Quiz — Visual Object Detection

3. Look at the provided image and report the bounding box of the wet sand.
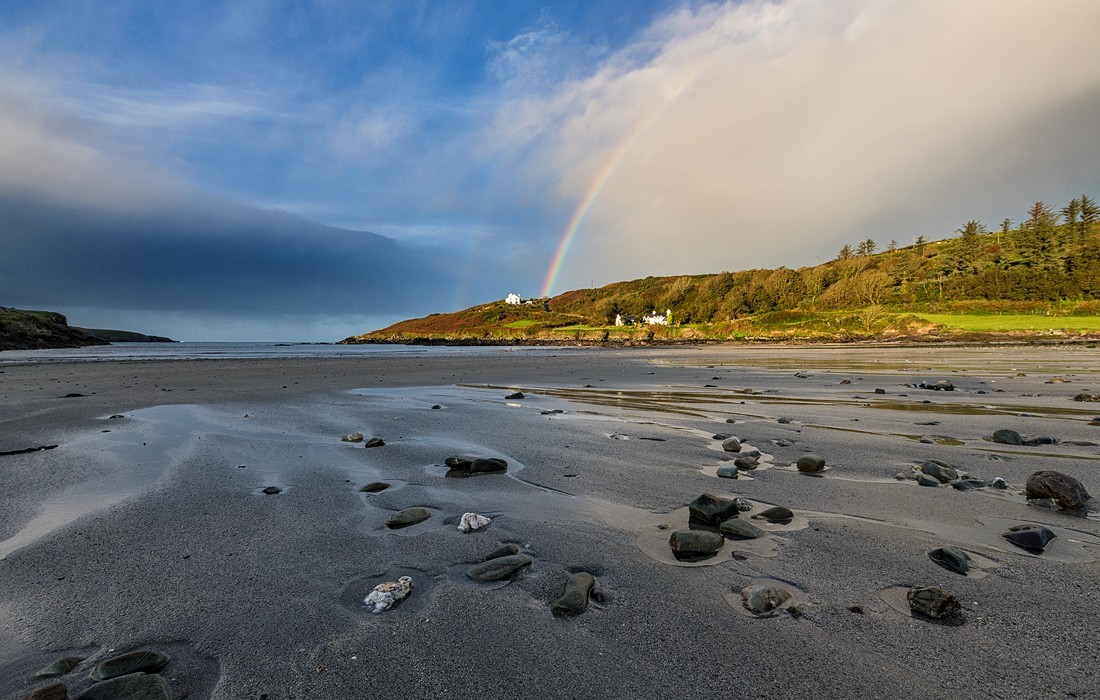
[1,344,1099,699]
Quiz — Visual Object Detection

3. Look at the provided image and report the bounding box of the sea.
[0,342,558,363]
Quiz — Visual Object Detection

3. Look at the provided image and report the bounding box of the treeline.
[549,195,1100,324]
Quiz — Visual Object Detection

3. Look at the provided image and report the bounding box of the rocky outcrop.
[0,306,107,351]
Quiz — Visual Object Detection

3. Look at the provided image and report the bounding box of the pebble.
[752,506,793,524]
[363,576,413,613]
[917,474,941,487]
[359,482,390,493]
[734,455,759,470]
[668,530,724,556]
[992,429,1023,445]
[35,656,83,679]
[505,392,525,400]
[1073,393,1100,402]
[551,572,596,616]
[444,455,508,475]
[715,465,739,479]
[458,512,491,533]
[386,507,432,529]
[467,554,533,581]
[928,547,971,575]
[907,586,961,620]
[341,432,364,442]
[921,460,959,483]
[721,437,741,453]
[719,518,764,539]
[483,543,520,561]
[1001,524,1056,551]
[874,388,886,394]
[1025,470,1090,510]
[712,433,732,440]
[261,486,282,495]
[364,437,385,448]
[90,651,169,681]
[915,380,954,391]
[688,493,741,525]
[741,585,791,615]
[796,454,825,473]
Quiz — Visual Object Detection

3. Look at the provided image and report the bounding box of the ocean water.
[0,341,550,363]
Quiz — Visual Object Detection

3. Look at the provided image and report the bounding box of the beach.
[1,344,1098,699]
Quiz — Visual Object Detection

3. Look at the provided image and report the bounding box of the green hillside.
[0,307,107,351]
[344,196,1100,344]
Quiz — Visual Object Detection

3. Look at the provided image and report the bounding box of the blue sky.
[2,1,1099,340]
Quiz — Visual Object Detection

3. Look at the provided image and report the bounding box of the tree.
[956,220,986,239]
[915,235,926,246]
[1062,198,1080,227]
[1081,194,1099,227]
[856,239,877,256]
[1024,200,1057,232]
[837,244,854,261]
[887,239,898,252]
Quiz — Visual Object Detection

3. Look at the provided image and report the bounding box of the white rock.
[458,512,491,533]
[363,576,413,613]
[341,432,364,442]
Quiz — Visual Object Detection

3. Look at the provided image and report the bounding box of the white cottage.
[505,293,522,305]
[643,309,671,326]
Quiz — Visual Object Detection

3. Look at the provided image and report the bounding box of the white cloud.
[481,0,1100,292]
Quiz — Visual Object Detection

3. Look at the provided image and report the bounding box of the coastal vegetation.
[0,307,174,351]
[346,195,1100,344]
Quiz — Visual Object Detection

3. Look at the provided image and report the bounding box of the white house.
[643,309,671,326]
[505,293,522,305]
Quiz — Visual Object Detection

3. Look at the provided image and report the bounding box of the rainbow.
[539,67,707,299]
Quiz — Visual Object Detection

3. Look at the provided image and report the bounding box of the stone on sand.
[23,683,67,700]
[796,454,825,473]
[752,506,793,524]
[1025,471,1090,510]
[363,576,413,613]
[386,507,431,529]
[688,493,741,525]
[90,651,169,681]
[721,437,741,453]
[928,547,971,575]
[341,432,364,442]
[719,518,764,539]
[715,465,739,479]
[668,530,724,556]
[35,656,83,679]
[992,429,1023,445]
[921,460,959,483]
[741,585,791,615]
[1001,524,1056,551]
[483,543,520,561]
[907,586,960,620]
[467,554,533,581]
[458,512,491,533]
[359,482,389,493]
[77,673,172,700]
[551,572,596,616]
[364,437,385,448]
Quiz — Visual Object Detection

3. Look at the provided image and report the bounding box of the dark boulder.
[1025,471,1090,510]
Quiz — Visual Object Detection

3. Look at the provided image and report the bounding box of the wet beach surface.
[1,344,1098,699]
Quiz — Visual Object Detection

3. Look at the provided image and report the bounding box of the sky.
[1,1,1099,341]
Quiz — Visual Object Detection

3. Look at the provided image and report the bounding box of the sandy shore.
[1,345,1099,699]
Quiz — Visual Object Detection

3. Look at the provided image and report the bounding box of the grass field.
[913,314,1100,331]
[502,320,537,329]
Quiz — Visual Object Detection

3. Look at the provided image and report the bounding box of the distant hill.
[343,196,1100,344]
[0,307,107,351]
[74,328,176,343]
[0,307,176,351]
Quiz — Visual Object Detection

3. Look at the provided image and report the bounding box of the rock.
[907,586,961,619]
[458,512,491,533]
[363,576,413,613]
[505,392,525,400]
[35,656,83,679]
[874,388,886,394]
[839,379,851,384]
[917,474,941,487]
[928,547,971,575]
[715,465,739,479]
[992,429,1023,445]
[551,572,596,616]
[951,479,984,491]
[734,498,753,512]
[444,455,479,468]
[359,482,389,493]
[23,683,67,700]
[719,518,764,539]
[467,554,533,581]
[796,454,825,473]
[1047,376,1069,383]
[341,432,364,442]
[386,507,432,529]
[77,673,172,700]
[921,460,959,483]
[364,437,385,448]
[733,455,759,470]
[777,417,793,424]
[917,380,954,391]
[752,506,793,524]
[90,651,169,681]
[1022,436,1057,446]
[793,372,809,379]
[721,437,741,453]
[712,433,731,440]
[773,439,793,447]
[987,477,1007,489]
[483,543,520,561]
[741,585,791,615]
[444,455,508,475]
[261,486,282,495]
[688,493,741,525]
[668,530,724,556]
[1073,393,1100,402]
[431,404,442,409]
[1025,471,1090,510]
[1001,524,1056,551]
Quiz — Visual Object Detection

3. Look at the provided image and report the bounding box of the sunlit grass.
[914,314,1100,331]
